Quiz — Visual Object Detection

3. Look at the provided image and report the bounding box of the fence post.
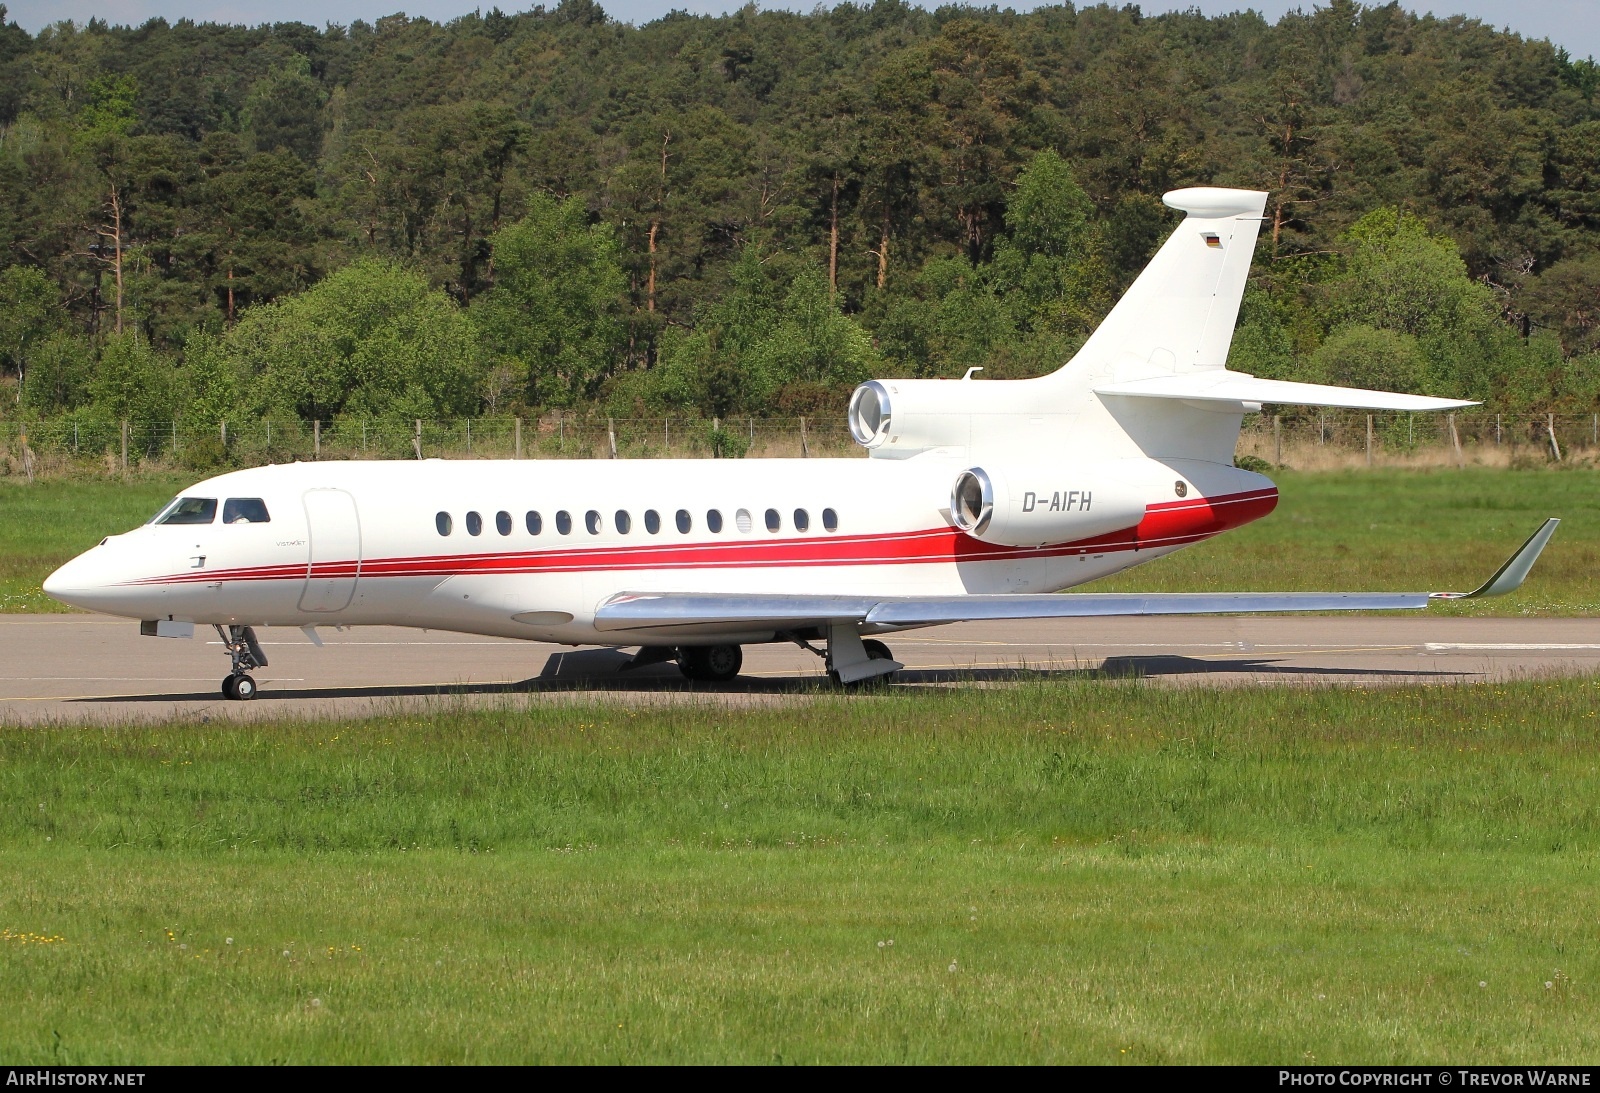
[414,419,422,460]
[220,421,226,449]
[172,419,178,459]
[1495,414,1502,446]
[558,415,564,452]
[608,417,618,459]
[514,417,523,459]
[1548,412,1562,462]
[664,419,669,450]
[313,419,321,460]
[466,420,472,455]
[1365,414,1373,467]
[73,422,78,455]
[1448,413,1463,467]
[1593,413,1597,449]
[120,419,128,470]
[800,416,810,458]
[713,417,720,459]
[1273,414,1281,464]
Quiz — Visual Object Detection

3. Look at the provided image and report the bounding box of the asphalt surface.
[1,613,1597,724]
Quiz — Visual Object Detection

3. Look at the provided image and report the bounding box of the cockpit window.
[156,497,217,525]
[222,498,270,524]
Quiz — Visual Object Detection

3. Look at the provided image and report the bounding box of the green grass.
[0,476,187,612]
[4,681,1599,1063]
[1,465,1593,614]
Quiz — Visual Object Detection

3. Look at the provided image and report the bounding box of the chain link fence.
[2,410,1596,478]
[0,414,862,477]
[1237,410,1599,469]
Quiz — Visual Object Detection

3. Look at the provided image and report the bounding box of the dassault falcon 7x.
[44,187,1558,699]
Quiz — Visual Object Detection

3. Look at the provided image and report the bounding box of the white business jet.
[44,187,1558,699]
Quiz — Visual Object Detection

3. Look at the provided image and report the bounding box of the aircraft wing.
[594,519,1557,633]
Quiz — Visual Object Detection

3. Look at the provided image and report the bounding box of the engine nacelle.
[848,378,1022,457]
[950,465,1148,547]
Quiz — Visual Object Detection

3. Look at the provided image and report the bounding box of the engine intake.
[950,465,1147,547]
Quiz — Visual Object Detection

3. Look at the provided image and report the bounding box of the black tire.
[677,644,743,682]
[862,639,893,661]
[221,674,239,700]
[233,674,258,701]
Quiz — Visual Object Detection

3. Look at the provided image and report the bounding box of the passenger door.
[300,489,361,612]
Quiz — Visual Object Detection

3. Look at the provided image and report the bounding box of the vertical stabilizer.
[1057,187,1267,385]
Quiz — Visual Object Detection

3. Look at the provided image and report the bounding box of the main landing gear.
[786,628,902,686]
[676,643,743,682]
[215,624,268,701]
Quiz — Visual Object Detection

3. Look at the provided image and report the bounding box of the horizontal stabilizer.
[595,521,1554,631]
[1095,370,1478,412]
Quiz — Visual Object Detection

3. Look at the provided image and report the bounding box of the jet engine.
[848,378,1022,457]
[950,465,1147,548]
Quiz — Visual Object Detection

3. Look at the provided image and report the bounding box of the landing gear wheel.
[862,639,893,662]
[222,674,257,701]
[677,644,743,682]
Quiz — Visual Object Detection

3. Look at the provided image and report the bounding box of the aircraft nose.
[42,551,109,611]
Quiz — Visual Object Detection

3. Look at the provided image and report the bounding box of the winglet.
[1430,519,1560,600]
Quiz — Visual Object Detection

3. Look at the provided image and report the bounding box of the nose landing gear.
[215,624,268,701]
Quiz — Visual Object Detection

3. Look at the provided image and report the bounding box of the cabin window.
[436,512,453,536]
[707,509,724,533]
[158,497,217,525]
[823,508,839,532]
[644,509,661,534]
[222,498,270,524]
[735,508,753,533]
[675,509,692,534]
[526,511,542,535]
[586,510,602,534]
[765,508,781,533]
[615,510,632,534]
[793,508,809,532]
[466,511,483,536]
[495,510,512,536]
[556,510,573,535]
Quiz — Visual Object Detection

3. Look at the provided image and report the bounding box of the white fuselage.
[42,453,1277,647]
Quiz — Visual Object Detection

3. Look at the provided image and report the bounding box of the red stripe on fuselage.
[128,486,1278,587]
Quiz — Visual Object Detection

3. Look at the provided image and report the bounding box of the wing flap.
[1095,370,1478,412]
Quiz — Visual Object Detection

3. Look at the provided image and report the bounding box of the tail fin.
[1057,187,1267,384]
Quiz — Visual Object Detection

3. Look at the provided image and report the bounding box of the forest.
[3,0,1600,441]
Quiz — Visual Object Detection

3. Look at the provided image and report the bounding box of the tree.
[1520,253,1600,354]
[1305,324,1426,393]
[91,333,176,432]
[228,259,481,420]
[0,266,59,403]
[180,329,237,425]
[244,54,325,164]
[472,194,626,408]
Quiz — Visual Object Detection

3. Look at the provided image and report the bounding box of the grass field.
[3,681,1599,1063]
[0,465,1595,615]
